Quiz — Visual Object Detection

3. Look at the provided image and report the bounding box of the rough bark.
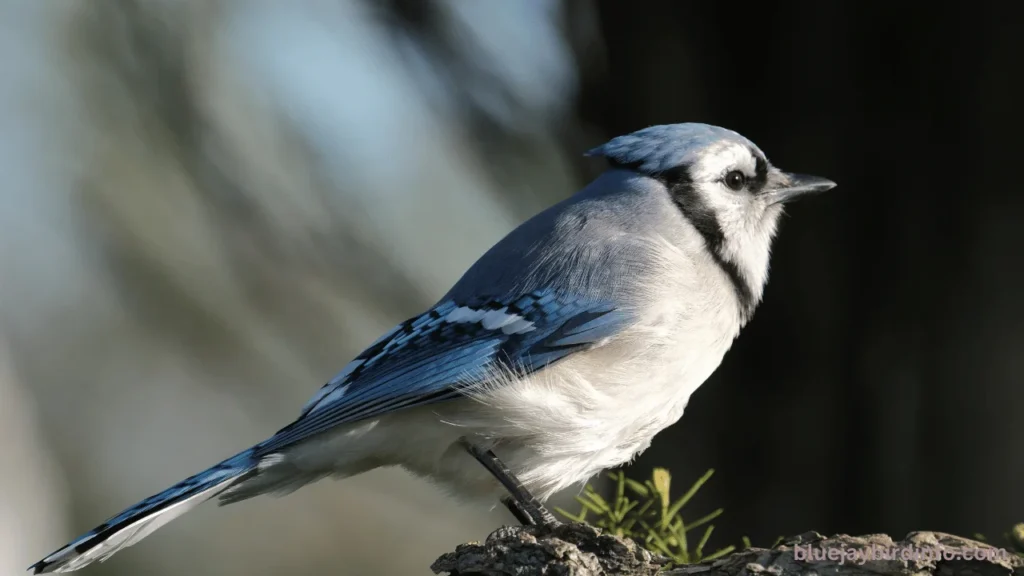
[431,523,1023,576]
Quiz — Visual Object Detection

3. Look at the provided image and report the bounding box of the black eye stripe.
[749,146,769,193]
[606,159,756,319]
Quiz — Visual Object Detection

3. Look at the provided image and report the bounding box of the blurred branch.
[431,526,1024,576]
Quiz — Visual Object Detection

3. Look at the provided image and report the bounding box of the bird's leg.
[501,496,537,526]
[458,437,560,527]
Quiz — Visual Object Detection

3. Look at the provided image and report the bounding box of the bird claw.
[502,496,561,529]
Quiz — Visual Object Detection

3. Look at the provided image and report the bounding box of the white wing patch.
[301,304,537,418]
[444,306,487,323]
[299,360,363,416]
[257,453,286,471]
[445,306,535,335]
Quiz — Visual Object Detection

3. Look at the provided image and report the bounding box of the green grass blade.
[670,515,689,554]
[553,506,586,523]
[665,469,715,521]
[584,490,612,513]
[684,508,724,533]
[701,545,736,562]
[576,497,609,516]
[695,525,715,558]
[625,477,650,497]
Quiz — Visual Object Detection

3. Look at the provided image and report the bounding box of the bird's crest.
[586,123,765,176]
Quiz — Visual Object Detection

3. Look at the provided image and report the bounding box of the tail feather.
[29,450,257,574]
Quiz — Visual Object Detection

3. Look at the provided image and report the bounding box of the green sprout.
[554,466,1023,569]
[554,467,746,567]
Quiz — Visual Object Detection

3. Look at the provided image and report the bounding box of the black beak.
[765,173,837,205]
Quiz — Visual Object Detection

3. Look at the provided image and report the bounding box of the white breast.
[428,231,745,501]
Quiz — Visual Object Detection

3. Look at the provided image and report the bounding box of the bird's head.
[588,123,836,317]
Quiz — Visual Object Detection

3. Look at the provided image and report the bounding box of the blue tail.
[29,449,258,574]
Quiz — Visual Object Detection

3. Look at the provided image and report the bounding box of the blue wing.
[254,288,632,456]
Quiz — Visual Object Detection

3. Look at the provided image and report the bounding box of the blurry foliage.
[1012,524,1024,557]
[555,468,746,566]
[973,523,1024,558]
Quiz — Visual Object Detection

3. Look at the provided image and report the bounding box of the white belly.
[429,309,740,501]
[270,309,740,507]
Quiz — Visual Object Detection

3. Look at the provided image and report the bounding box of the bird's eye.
[724,170,747,191]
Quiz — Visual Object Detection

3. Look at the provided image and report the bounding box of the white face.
[686,141,786,299]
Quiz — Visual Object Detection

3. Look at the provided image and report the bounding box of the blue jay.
[30,123,836,573]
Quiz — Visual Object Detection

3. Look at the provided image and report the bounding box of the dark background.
[567,1,1023,547]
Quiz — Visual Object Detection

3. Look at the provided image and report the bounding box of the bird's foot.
[459,437,561,530]
[501,495,561,529]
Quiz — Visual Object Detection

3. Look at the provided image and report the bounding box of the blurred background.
[1,1,1021,575]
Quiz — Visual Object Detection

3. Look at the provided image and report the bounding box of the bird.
[29,122,836,573]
